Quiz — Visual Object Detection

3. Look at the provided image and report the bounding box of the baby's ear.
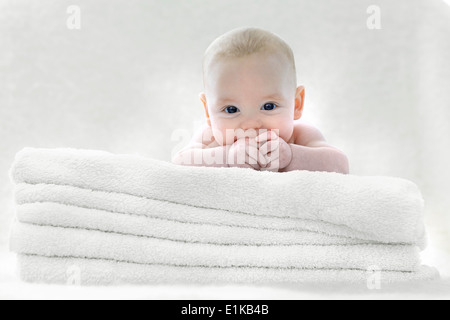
[199,92,207,107]
[294,86,305,120]
[199,92,211,127]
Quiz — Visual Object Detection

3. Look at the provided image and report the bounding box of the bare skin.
[174,121,349,173]
[173,51,349,173]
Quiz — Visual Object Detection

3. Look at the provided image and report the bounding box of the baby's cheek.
[282,122,295,141]
[272,127,292,142]
[226,129,237,145]
[266,119,293,140]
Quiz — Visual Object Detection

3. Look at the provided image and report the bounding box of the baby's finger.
[247,145,267,167]
[257,148,268,167]
[264,150,280,164]
[259,140,280,156]
[228,149,257,170]
[247,158,261,170]
[260,160,279,172]
[246,139,267,167]
[238,163,257,170]
[246,145,259,164]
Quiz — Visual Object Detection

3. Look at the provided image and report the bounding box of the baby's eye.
[224,106,239,114]
[261,103,277,111]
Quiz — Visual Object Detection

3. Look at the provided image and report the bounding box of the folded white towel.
[9,147,438,285]
[10,147,426,245]
[17,254,440,286]
[16,201,370,246]
[10,222,421,272]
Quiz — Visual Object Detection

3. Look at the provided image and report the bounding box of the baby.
[172,27,349,174]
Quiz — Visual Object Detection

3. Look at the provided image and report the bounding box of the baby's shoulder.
[191,124,219,148]
[292,120,328,147]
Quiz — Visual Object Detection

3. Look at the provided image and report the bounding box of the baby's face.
[201,52,302,145]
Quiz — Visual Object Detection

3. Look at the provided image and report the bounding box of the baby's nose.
[240,118,262,131]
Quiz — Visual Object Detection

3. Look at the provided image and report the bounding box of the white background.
[0,0,449,298]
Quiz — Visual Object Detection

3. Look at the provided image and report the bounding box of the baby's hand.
[255,131,293,172]
[227,137,268,170]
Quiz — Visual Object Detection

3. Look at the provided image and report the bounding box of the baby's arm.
[257,123,349,174]
[172,145,230,168]
[172,125,229,168]
[282,123,349,174]
[281,144,349,173]
[172,126,267,170]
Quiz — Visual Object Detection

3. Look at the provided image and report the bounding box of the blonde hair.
[202,27,297,89]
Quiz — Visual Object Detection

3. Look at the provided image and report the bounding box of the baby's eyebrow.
[262,93,285,100]
[217,94,284,104]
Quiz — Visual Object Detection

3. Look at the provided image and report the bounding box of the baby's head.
[199,27,305,145]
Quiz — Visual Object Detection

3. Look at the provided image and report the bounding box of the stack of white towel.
[8,148,439,285]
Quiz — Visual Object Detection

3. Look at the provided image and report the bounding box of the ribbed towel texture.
[8,147,439,285]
